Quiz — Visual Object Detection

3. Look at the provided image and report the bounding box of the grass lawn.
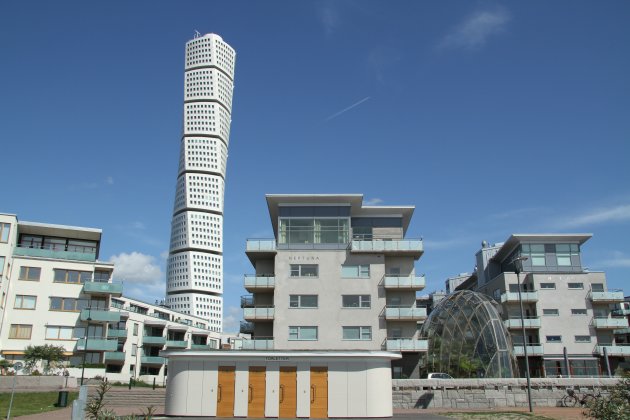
[0,391,78,417]
[444,412,554,420]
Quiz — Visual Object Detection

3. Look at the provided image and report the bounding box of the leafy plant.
[584,374,630,420]
[85,380,114,420]
[24,344,66,374]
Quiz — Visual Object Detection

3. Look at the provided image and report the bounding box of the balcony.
[83,281,123,297]
[382,275,426,290]
[240,321,254,334]
[589,290,625,303]
[612,308,630,316]
[593,344,630,356]
[143,336,166,345]
[350,239,423,258]
[80,309,121,323]
[104,351,126,363]
[241,338,274,350]
[384,306,427,321]
[13,244,97,262]
[141,356,166,365]
[191,344,212,350]
[500,291,538,303]
[166,340,188,349]
[76,338,118,352]
[244,275,275,292]
[107,328,128,339]
[503,317,541,329]
[614,327,630,335]
[243,307,275,321]
[384,338,428,352]
[245,239,276,263]
[513,345,544,356]
[592,317,630,329]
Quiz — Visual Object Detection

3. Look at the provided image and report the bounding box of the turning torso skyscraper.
[166,33,235,332]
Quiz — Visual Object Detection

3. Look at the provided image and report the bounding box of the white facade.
[0,213,221,382]
[164,351,399,418]
[166,33,236,332]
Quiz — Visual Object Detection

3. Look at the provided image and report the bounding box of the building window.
[342,295,371,308]
[546,335,562,343]
[522,244,546,266]
[543,309,559,316]
[342,326,372,340]
[289,264,318,277]
[493,289,501,300]
[93,271,111,282]
[288,326,318,341]
[0,223,10,243]
[571,309,587,316]
[14,295,36,310]
[591,283,604,292]
[19,266,41,281]
[53,269,92,284]
[45,326,74,340]
[574,335,591,343]
[289,295,318,308]
[0,256,5,279]
[341,264,370,278]
[133,323,139,336]
[50,297,89,311]
[568,283,584,290]
[540,283,556,289]
[9,324,32,339]
[278,217,350,245]
[131,344,138,357]
[556,244,578,266]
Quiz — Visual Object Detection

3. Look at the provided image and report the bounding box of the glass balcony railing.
[166,340,188,348]
[589,290,625,302]
[243,307,275,320]
[500,291,538,303]
[592,317,630,329]
[241,338,274,350]
[384,338,428,352]
[503,317,541,329]
[614,327,630,335]
[351,239,423,254]
[244,275,275,290]
[13,244,97,262]
[385,306,427,320]
[246,239,276,252]
[143,336,166,345]
[104,351,126,362]
[76,338,118,352]
[593,344,630,356]
[80,309,121,323]
[513,344,544,356]
[190,344,212,350]
[382,275,426,290]
[141,356,166,365]
[107,328,128,339]
[83,282,123,296]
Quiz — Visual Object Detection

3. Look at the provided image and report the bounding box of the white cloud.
[439,8,510,50]
[319,5,340,36]
[595,251,630,268]
[364,198,383,206]
[110,251,163,284]
[559,204,630,228]
[223,306,241,333]
[106,176,114,185]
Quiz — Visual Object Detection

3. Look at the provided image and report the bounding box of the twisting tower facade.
[166,33,235,332]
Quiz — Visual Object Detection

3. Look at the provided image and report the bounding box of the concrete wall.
[0,375,77,390]
[392,378,620,409]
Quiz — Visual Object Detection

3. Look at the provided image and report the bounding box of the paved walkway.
[396,406,588,419]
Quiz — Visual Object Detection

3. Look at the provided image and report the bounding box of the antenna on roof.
[194,30,201,38]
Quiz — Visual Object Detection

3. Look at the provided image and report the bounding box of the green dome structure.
[420,290,518,378]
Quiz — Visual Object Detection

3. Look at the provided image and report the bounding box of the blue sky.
[1,1,629,331]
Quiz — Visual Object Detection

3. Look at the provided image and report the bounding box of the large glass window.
[0,223,10,243]
[288,326,318,340]
[289,295,318,308]
[19,266,41,281]
[568,282,584,290]
[555,244,578,266]
[46,326,74,340]
[342,326,372,340]
[546,335,562,343]
[53,269,92,284]
[543,309,559,316]
[571,309,587,316]
[290,264,318,277]
[50,297,89,311]
[342,295,371,308]
[540,283,556,289]
[278,218,349,245]
[9,324,32,339]
[341,264,370,278]
[14,295,36,309]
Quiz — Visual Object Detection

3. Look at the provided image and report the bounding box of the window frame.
[341,264,370,278]
[540,283,556,290]
[19,266,41,281]
[0,223,10,243]
[568,282,584,290]
[342,326,372,341]
[546,335,562,343]
[571,308,588,316]
[9,324,33,339]
[289,264,319,278]
[288,326,318,341]
[542,309,559,316]
[289,295,318,308]
[14,295,37,310]
[574,335,592,343]
[53,269,92,284]
[341,295,371,308]
[45,326,75,340]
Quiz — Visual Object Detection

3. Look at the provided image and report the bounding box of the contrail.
[325,96,371,121]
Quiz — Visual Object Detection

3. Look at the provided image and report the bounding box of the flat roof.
[163,350,402,360]
[18,221,102,241]
[491,233,593,263]
[265,194,415,236]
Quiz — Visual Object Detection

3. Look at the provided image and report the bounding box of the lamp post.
[512,255,533,413]
[7,361,23,420]
[80,307,92,386]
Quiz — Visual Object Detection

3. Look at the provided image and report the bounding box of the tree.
[585,374,630,420]
[24,345,66,374]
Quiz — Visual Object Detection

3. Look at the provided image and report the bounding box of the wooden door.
[279,367,297,418]
[217,366,235,417]
[248,366,266,418]
[310,367,328,418]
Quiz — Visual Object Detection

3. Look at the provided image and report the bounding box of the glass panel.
[341,265,358,277]
[1,223,10,242]
[531,256,546,266]
[361,327,372,340]
[288,327,298,340]
[54,270,66,282]
[68,271,80,283]
[300,327,317,340]
[557,256,571,266]
[343,296,359,307]
[289,295,299,307]
[300,265,318,277]
[23,296,36,309]
[46,327,59,339]
[343,327,360,340]
[361,295,371,308]
[50,297,62,310]
[300,295,318,307]
[591,283,604,292]
[59,327,73,340]
[63,299,76,311]
[80,272,92,283]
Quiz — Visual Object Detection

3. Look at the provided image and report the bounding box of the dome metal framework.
[420,290,518,378]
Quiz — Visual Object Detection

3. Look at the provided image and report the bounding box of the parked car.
[427,373,453,379]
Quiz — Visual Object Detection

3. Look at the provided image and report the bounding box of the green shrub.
[584,374,630,420]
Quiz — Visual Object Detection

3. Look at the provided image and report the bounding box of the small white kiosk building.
[164,350,400,418]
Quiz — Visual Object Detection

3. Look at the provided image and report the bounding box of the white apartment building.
[241,194,427,378]
[0,213,220,382]
[165,33,236,332]
[455,234,629,377]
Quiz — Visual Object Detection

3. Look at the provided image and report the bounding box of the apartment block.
[0,213,220,381]
[455,234,629,377]
[241,194,427,378]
